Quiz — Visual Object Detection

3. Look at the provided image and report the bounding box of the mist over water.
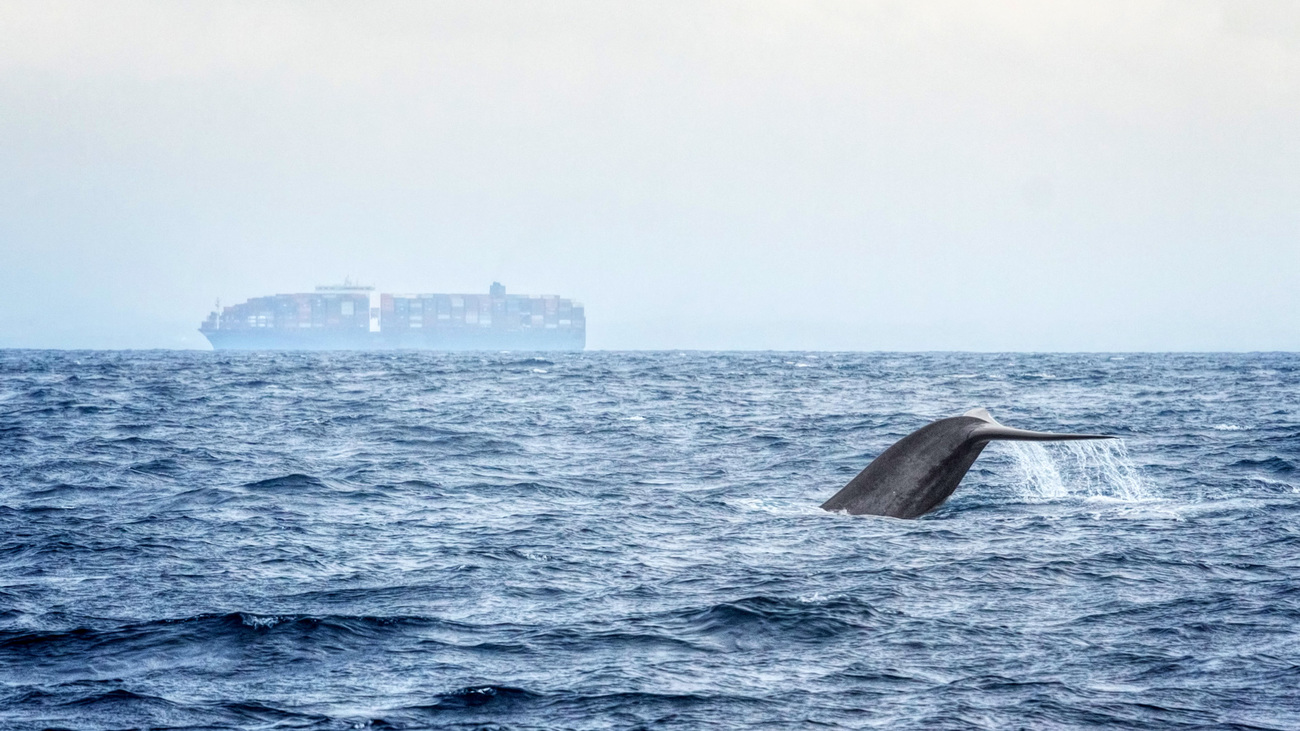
[1,351,1298,729]
[2,2,1299,351]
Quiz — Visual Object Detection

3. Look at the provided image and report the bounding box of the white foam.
[796,591,842,604]
[728,497,826,516]
[1212,424,1243,431]
[240,613,288,629]
[1004,439,1150,501]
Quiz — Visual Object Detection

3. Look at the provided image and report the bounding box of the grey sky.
[0,1,1296,350]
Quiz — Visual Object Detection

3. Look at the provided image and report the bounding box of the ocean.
[1,351,1297,730]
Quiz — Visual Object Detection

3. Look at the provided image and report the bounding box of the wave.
[0,612,451,658]
[647,595,881,646]
[242,473,331,491]
[61,688,178,710]
[412,684,541,711]
[4,351,1300,730]
[15,686,332,729]
[394,685,757,723]
[0,596,884,663]
[1230,456,1296,473]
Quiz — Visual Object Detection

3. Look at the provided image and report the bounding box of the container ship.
[200,282,585,351]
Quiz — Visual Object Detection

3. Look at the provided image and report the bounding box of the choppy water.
[2,351,1298,730]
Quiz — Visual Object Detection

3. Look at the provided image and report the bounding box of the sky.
[0,0,1296,350]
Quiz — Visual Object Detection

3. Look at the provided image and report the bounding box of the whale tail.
[820,408,1114,518]
[962,408,1113,443]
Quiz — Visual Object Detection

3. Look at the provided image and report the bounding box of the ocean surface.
[2,350,1298,730]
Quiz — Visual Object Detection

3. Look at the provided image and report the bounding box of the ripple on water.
[0,350,1297,730]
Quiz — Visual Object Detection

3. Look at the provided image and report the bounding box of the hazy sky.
[1,1,1296,350]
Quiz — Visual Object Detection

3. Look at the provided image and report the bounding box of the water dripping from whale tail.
[1004,439,1150,501]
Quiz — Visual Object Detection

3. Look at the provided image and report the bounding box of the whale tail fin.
[963,407,1113,443]
[972,425,1114,442]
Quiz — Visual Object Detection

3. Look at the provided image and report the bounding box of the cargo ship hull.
[201,328,585,351]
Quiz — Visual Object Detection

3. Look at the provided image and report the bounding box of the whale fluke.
[821,408,1112,519]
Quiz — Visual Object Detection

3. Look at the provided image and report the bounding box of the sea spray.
[1004,439,1149,501]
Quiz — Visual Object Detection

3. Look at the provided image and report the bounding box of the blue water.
[2,351,1298,730]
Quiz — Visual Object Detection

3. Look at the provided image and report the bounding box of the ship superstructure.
[200,282,585,351]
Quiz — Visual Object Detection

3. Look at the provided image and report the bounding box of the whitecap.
[796,591,842,604]
[240,613,288,629]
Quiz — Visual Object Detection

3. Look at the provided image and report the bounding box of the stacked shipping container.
[214,292,372,333]
[201,283,584,351]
